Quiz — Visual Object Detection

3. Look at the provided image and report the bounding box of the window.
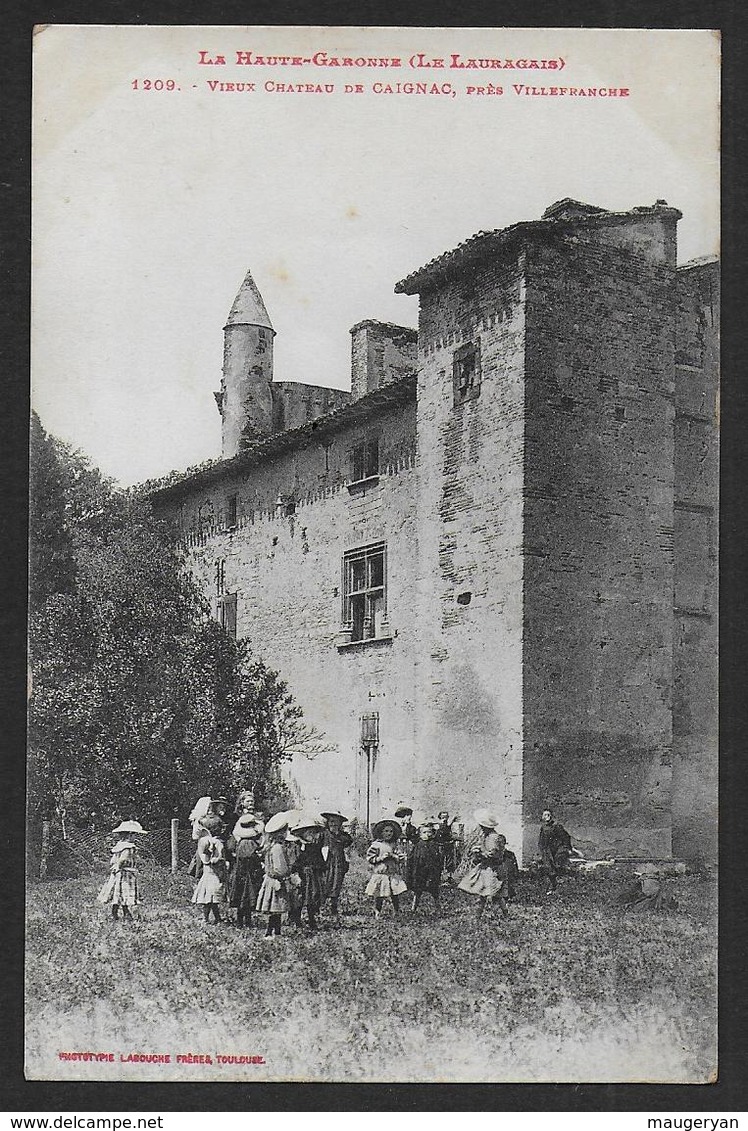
[218,592,237,639]
[350,435,380,483]
[343,542,387,641]
[453,341,481,405]
[197,500,214,531]
[226,494,238,528]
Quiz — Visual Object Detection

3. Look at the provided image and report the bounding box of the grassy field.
[25,856,717,1083]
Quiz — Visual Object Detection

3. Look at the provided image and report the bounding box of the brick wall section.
[158,400,419,819]
[414,256,526,856]
[522,234,677,861]
[576,214,677,266]
[672,259,719,861]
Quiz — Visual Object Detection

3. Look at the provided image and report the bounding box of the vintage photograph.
[28,26,719,1083]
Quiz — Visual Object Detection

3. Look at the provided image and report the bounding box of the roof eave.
[150,375,417,503]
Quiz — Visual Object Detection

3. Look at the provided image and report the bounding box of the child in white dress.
[191,828,228,923]
[256,812,294,937]
[365,818,407,918]
[96,840,139,920]
[458,810,510,920]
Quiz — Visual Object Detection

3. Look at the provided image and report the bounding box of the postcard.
[28,25,719,1083]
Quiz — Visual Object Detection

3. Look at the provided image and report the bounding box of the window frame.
[341,542,388,643]
[347,433,381,491]
[217,591,238,639]
[453,340,482,406]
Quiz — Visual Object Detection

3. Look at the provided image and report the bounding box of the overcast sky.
[32,26,719,486]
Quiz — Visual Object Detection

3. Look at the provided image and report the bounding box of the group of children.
[184,793,354,935]
[96,798,522,931]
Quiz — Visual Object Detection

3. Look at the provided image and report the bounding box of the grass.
[25,857,717,1083]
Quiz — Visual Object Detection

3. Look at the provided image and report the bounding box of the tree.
[28,414,75,609]
[28,424,327,842]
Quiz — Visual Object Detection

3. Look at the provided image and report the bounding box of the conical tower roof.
[225,269,274,331]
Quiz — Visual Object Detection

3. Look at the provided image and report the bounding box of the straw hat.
[394,806,414,819]
[188,797,212,823]
[265,811,291,835]
[320,809,349,823]
[112,820,148,835]
[473,809,500,829]
[371,817,402,840]
[233,815,264,840]
[290,813,326,835]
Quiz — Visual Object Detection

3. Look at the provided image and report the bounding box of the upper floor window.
[226,494,238,529]
[350,435,380,483]
[342,542,386,642]
[453,341,481,405]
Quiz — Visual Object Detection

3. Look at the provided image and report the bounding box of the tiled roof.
[394,201,683,294]
[150,374,416,501]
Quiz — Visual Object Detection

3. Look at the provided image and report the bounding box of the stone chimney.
[350,320,417,400]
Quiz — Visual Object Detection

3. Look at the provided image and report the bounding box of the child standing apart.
[256,811,294,937]
[365,818,407,918]
[191,816,228,924]
[406,822,443,914]
[321,810,353,923]
[458,810,510,921]
[97,841,138,920]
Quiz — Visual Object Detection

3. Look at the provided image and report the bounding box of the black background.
[2,0,746,1113]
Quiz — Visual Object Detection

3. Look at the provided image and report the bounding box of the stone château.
[151,199,718,863]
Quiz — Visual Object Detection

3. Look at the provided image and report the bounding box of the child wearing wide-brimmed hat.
[187,797,213,880]
[365,818,407,918]
[458,810,511,920]
[256,811,294,937]
[226,814,265,928]
[191,815,228,923]
[96,821,147,920]
[321,810,353,923]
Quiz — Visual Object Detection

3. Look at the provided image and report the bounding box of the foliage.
[28,414,324,835]
[28,414,76,608]
[25,864,717,1082]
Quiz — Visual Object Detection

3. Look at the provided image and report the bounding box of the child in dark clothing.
[321,811,353,922]
[406,823,442,913]
[226,814,264,927]
[290,816,327,931]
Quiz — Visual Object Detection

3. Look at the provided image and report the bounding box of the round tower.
[217,269,275,458]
